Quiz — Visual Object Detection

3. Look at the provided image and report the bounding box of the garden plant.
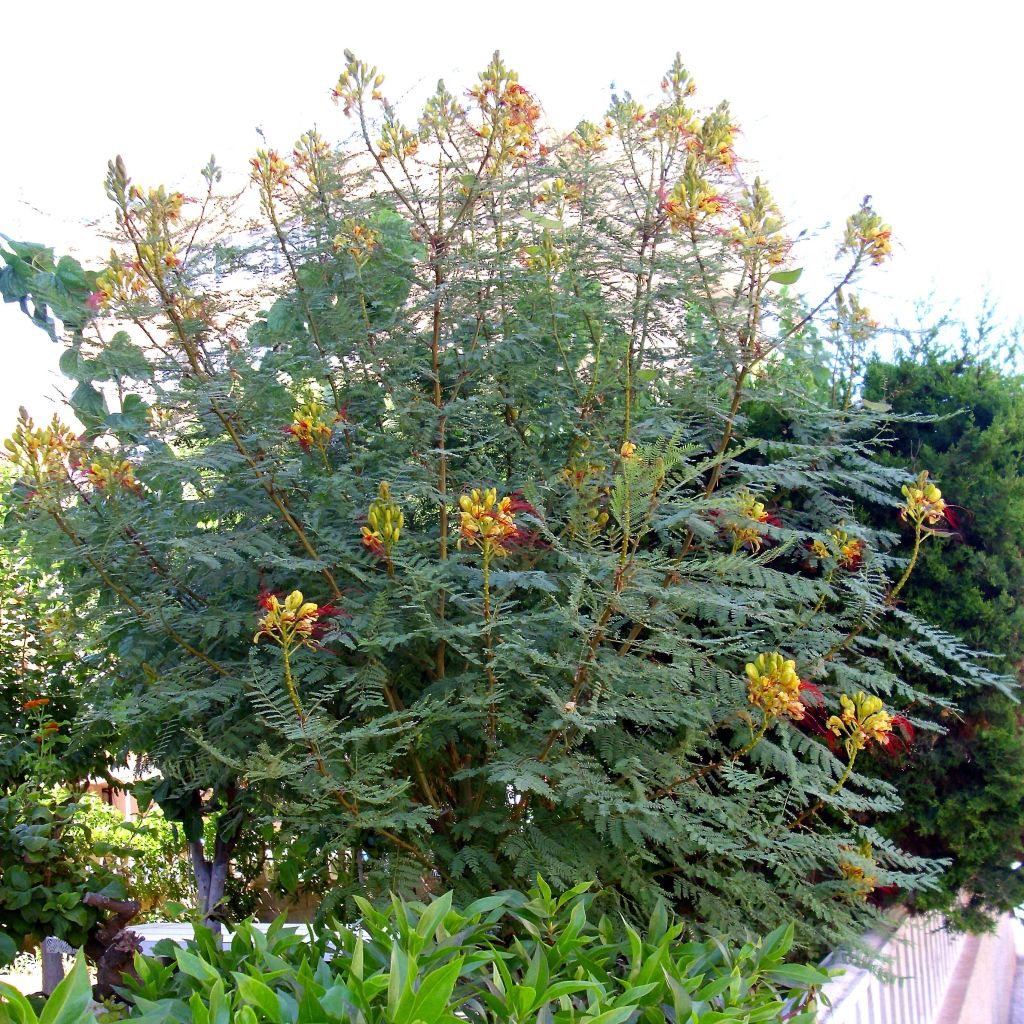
[0,51,1010,962]
[0,879,830,1023]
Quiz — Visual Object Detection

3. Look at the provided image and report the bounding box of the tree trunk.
[186,787,240,935]
[188,836,235,934]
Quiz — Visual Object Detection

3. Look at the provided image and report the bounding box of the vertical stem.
[482,545,498,741]
[830,751,857,796]
[281,642,306,726]
[890,521,924,602]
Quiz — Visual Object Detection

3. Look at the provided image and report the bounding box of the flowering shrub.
[1,51,1007,954]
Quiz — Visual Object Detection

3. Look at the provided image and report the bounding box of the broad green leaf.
[188,992,210,1024]
[758,922,794,962]
[694,973,733,1001]
[767,268,802,285]
[415,889,453,940]
[0,980,37,1024]
[521,210,564,232]
[69,381,108,425]
[405,957,464,1024]
[766,963,831,987]
[39,953,94,1024]
[232,972,284,1023]
[581,1006,637,1024]
[208,979,230,1024]
[173,946,222,985]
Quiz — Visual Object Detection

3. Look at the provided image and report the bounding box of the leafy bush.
[0,880,829,1023]
[0,785,126,955]
[72,798,196,917]
[0,475,118,796]
[2,50,1006,951]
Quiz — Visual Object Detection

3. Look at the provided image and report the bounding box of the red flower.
[310,601,345,640]
[505,493,546,548]
[793,682,842,746]
[21,698,50,710]
[284,421,313,453]
[879,714,915,754]
[361,529,387,558]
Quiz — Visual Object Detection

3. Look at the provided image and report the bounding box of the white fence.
[819,911,965,1024]
[820,910,1020,1024]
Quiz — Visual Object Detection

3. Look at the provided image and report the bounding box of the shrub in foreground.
[0,880,829,1023]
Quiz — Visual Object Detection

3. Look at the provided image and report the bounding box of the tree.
[861,332,1024,929]
[2,51,1001,950]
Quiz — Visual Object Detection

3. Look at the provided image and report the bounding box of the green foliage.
[0,237,100,342]
[0,474,118,795]
[2,51,1005,953]
[0,786,126,952]
[862,338,1024,929]
[111,880,828,1023]
[0,952,95,1024]
[71,798,196,917]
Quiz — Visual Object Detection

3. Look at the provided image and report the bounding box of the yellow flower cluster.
[696,104,737,171]
[843,205,893,266]
[334,219,380,269]
[331,50,385,118]
[520,232,560,273]
[899,471,946,528]
[469,55,542,165]
[253,590,321,648]
[286,393,335,457]
[4,411,78,482]
[569,119,608,155]
[94,252,148,308]
[744,652,805,722]
[458,488,518,558]
[534,177,581,214]
[827,692,893,756]
[418,82,464,143]
[86,456,142,496]
[839,842,878,900]
[727,489,771,553]
[811,528,864,569]
[662,163,723,231]
[251,149,289,188]
[377,117,420,162]
[731,178,787,268]
[124,184,185,223]
[292,129,331,173]
[362,481,404,561]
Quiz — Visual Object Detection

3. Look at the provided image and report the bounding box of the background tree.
[860,326,1024,930]
[2,51,1005,952]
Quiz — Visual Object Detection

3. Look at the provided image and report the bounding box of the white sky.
[2,0,1021,433]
